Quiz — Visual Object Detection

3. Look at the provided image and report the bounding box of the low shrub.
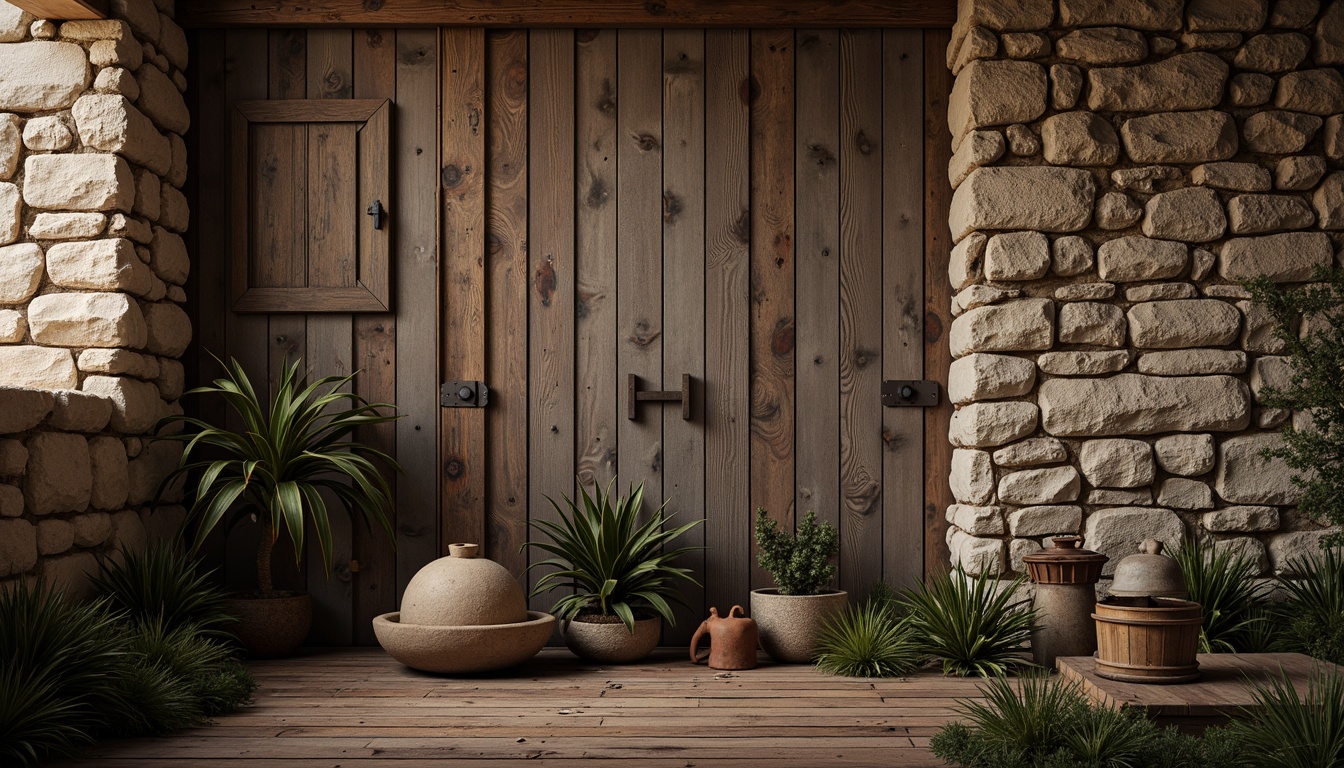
[1172,537,1270,653]
[815,590,921,678]
[1279,548,1344,665]
[92,544,234,633]
[1227,665,1344,768]
[754,509,839,596]
[899,565,1036,677]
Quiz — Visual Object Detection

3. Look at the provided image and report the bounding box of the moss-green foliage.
[1226,665,1344,768]
[1279,548,1344,665]
[753,509,838,596]
[899,566,1037,677]
[1247,269,1344,546]
[1173,537,1271,653]
[115,618,256,735]
[92,544,233,633]
[930,673,1251,768]
[815,589,921,678]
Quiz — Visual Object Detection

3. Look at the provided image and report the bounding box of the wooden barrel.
[1092,597,1202,684]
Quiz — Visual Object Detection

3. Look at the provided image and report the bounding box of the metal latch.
[881,380,940,408]
[367,199,386,230]
[627,373,691,420]
[441,381,488,408]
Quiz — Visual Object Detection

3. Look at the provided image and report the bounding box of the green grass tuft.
[815,597,922,678]
[899,566,1036,677]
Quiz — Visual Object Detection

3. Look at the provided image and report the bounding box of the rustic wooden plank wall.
[188,27,952,646]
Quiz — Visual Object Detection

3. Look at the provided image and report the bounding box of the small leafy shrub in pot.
[899,565,1036,677]
[750,509,846,663]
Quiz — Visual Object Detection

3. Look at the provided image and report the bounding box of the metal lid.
[1022,536,1107,564]
[1109,539,1188,598]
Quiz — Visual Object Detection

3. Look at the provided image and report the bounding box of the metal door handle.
[627,373,691,420]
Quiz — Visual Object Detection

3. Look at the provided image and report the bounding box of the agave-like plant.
[899,565,1037,677]
[1173,537,1271,653]
[956,672,1087,758]
[158,357,401,595]
[1227,665,1344,768]
[815,598,923,677]
[524,479,703,634]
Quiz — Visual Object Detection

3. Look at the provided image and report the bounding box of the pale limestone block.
[1313,172,1344,229]
[949,232,986,291]
[1235,32,1312,70]
[998,466,1080,505]
[1051,236,1094,277]
[985,231,1050,280]
[1141,187,1226,242]
[949,353,1036,405]
[1095,192,1142,230]
[1128,299,1241,349]
[76,348,159,379]
[111,0,160,42]
[953,25,998,75]
[1203,505,1279,532]
[1269,530,1332,574]
[953,285,1022,316]
[1058,0,1183,30]
[1219,232,1332,281]
[1228,194,1316,234]
[0,347,76,390]
[0,309,23,343]
[949,59,1046,147]
[1137,349,1248,375]
[82,375,165,434]
[23,154,134,212]
[1121,111,1238,164]
[1156,434,1216,476]
[0,3,32,42]
[28,292,147,349]
[1056,283,1116,301]
[158,183,188,233]
[949,298,1054,357]
[1009,538,1043,574]
[948,529,1006,576]
[1276,68,1344,115]
[1158,478,1215,510]
[154,357,183,400]
[1276,155,1327,190]
[1192,161,1272,192]
[141,300,190,356]
[1089,488,1154,505]
[1059,302,1125,347]
[949,401,1039,448]
[1051,63,1083,110]
[48,390,112,433]
[1187,0,1269,31]
[1229,72,1276,106]
[0,243,44,303]
[1056,27,1148,64]
[1040,112,1119,167]
[1083,507,1185,576]
[1243,110,1322,153]
[1088,53,1228,112]
[94,67,140,100]
[0,41,88,112]
[21,115,71,151]
[1239,299,1293,353]
[1005,123,1040,156]
[1079,438,1155,488]
[23,432,90,516]
[1269,0,1319,28]
[993,437,1068,468]
[1215,433,1302,504]
[135,64,189,134]
[72,94,172,176]
[950,504,1005,535]
[0,182,17,244]
[1191,249,1217,281]
[0,114,17,180]
[1125,283,1197,302]
[45,238,154,296]
[1096,236,1187,282]
[1036,350,1131,376]
[1001,31,1049,58]
[1039,374,1250,436]
[1008,505,1082,537]
[949,129,1005,189]
[950,166,1095,242]
[28,212,107,240]
[1111,165,1181,193]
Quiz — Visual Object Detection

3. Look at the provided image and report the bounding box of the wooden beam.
[176,0,955,29]
[7,0,106,19]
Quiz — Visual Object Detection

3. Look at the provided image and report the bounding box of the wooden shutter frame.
[230,98,393,313]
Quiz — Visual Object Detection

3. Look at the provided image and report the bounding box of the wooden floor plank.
[51,649,982,766]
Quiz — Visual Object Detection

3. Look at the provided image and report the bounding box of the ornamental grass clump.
[1173,537,1271,653]
[1280,548,1344,664]
[754,508,839,595]
[525,479,703,633]
[91,544,233,634]
[814,586,922,678]
[1226,666,1344,768]
[899,565,1036,677]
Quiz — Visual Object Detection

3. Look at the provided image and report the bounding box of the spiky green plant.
[754,508,839,595]
[91,544,232,633]
[115,618,255,735]
[158,356,401,595]
[899,566,1036,677]
[1226,665,1344,768]
[1061,705,1155,768]
[1280,548,1344,664]
[0,581,132,767]
[524,479,703,633]
[955,672,1087,758]
[815,598,923,677]
[1246,269,1344,547]
[1173,537,1271,653]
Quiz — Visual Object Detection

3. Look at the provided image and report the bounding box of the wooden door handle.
[626,373,691,421]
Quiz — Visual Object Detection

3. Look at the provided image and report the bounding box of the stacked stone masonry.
[946,0,1340,582]
[0,0,188,597]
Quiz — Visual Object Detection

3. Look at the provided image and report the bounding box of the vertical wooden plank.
[527,29,576,611]
[748,29,795,590]
[616,28,663,515]
[921,28,954,580]
[838,29,884,597]
[393,29,440,599]
[186,28,228,580]
[484,29,529,576]
[661,28,705,644]
[792,29,840,562]
[574,29,618,494]
[265,27,308,596]
[351,27,398,646]
[703,29,751,616]
[440,27,487,554]
[223,29,269,593]
[305,28,355,646]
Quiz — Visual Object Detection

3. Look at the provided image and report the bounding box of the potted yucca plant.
[158,357,400,658]
[524,479,703,663]
[751,508,846,662]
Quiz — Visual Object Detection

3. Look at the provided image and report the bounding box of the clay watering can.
[690,605,758,670]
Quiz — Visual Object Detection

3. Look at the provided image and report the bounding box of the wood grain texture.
[792,30,840,550]
[352,28,398,646]
[574,29,618,494]
[484,29,529,576]
[222,28,269,593]
[748,28,795,590]
[305,28,357,646]
[921,27,953,580]
[660,28,706,643]
[440,27,487,554]
[391,29,441,599]
[177,0,956,28]
[526,29,576,611]
[883,29,927,591]
[6,0,105,20]
[838,29,883,598]
[615,28,663,512]
[702,29,751,616]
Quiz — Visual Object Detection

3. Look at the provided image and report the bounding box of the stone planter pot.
[225,592,312,659]
[373,611,555,673]
[560,616,660,663]
[750,588,848,663]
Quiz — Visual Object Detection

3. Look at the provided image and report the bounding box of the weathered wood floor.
[61,648,988,767]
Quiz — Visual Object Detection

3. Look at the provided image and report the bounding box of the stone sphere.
[400,543,529,626]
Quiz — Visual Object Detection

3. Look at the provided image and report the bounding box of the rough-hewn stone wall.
[945,0,1338,580]
[0,0,188,597]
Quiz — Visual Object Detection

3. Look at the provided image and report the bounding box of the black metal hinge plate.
[881,380,940,408]
[441,381,489,408]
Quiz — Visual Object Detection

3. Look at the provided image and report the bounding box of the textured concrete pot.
[560,616,661,663]
[373,611,555,673]
[750,588,848,663]
[225,592,313,659]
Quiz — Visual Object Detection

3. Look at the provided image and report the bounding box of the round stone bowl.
[372,610,555,674]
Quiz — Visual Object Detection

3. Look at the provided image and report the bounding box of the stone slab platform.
[1059,652,1334,733]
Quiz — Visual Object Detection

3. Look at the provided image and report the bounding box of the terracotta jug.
[690,605,758,670]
